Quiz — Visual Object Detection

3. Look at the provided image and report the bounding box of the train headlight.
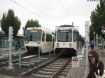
[24,41,29,44]
[69,43,72,47]
[37,41,41,44]
[57,43,59,47]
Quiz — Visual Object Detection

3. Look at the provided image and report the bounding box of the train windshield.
[25,29,42,41]
[57,30,72,42]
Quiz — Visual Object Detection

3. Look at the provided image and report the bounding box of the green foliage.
[98,36,102,44]
[89,25,95,41]
[0,19,1,27]
[90,0,105,39]
[24,19,41,30]
[1,9,21,38]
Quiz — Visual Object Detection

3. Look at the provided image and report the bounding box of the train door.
[50,34,52,51]
[77,32,79,49]
[46,33,52,52]
[52,37,54,48]
[42,31,46,53]
[73,30,77,50]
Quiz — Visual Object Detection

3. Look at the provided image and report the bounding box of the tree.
[90,0,105,39]
[0,19,1,27]
[24,19,41,30]
[89,25,95,41]
[1,9,21,38]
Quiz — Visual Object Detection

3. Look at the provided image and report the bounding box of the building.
[0,31,25,48]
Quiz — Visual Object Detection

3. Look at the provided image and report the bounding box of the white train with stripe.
[24,27,55,54]
[54,25,84,56]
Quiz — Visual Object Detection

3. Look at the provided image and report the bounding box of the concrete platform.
[66,48,105,78]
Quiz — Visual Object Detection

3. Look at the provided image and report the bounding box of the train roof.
[56,25,74,27]
[26,27,54,34]
[56,25,79,29]
[56,25,79,31]
[26,27,52,32]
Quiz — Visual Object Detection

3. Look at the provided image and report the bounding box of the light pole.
[93,32,95,48]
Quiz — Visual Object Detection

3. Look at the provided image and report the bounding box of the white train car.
[24,27,55,54]
[54,25,84,56]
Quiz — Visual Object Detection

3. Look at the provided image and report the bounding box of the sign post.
[72,57,79,67]
[8,26,14,69]
[84,21,89,77]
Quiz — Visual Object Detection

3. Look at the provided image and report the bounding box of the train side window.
[50,35,52,41]
[55,31,56,41]
[42,32,45,42]
[46,34,52,42]
[53,38,54,47]
[73,31,77,42]
[46,34,49,42]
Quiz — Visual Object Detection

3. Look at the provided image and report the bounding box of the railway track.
[17,56,72,78]
[0,54,37,67]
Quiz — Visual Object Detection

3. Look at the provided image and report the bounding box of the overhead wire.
[64,0,79,26]
[58,0,73,22]
[64,0,75,21]
[24,0,59,25]
[10,0,56,26]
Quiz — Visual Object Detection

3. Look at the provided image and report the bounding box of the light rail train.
[54,25,84,56]
[24,27,55,54]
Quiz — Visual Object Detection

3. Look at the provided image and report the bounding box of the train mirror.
[101,30,105,34]
[101,24,105,34]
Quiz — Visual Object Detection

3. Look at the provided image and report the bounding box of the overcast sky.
[0,0,99,36]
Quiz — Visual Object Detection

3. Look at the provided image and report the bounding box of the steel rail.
[51,58,71,78]
[16,55,61,78]
[0,55,36,67]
